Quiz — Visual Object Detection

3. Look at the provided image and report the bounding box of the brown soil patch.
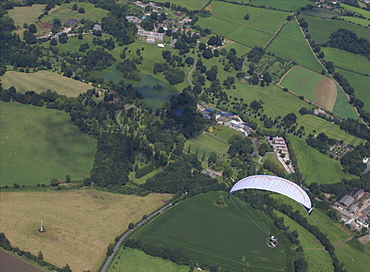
[39,22,52,29]
[358,234,370,244]
[0,250,43,272]
[314,77,337,112]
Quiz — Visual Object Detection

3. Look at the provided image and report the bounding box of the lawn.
[304,250,334,272]
[185,140,216,160]
[7,4,45,28]
[321,47,370,75]
[108,247,190,272]
[0,70,92,97]
[336,68,370,113]
[250,0,312,11]
[281,66,336,111]
[286,135,355,185]
[296,114,365,146]
[0,190,172,272]
[301,16,370,44]
[209,125,240,142]
[0,102,97,186]
[266,19,324,73]
[131,191,296,272]
[193,133,230,154]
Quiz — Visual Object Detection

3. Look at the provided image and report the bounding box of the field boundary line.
[191,139,226,155]
[204,132,228,143]
[264,12,293,50]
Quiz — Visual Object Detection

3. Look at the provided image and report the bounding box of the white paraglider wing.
[229,175,313,214]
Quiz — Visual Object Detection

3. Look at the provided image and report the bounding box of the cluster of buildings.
[335,188,370,229]
[267,137,295,174]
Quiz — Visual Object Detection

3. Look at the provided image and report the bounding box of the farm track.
[187,52,197,87]
[264,12,294,50]
[303,236,355,251]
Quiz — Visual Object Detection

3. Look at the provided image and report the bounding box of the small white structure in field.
[158,43,164,47]
[40,220,44,232]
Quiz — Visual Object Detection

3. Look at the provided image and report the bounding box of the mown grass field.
[131,191,295,272]
[302,16,370,44]
[0,70,92,97]
[336,241,370,272]
[185,140,215,160]
[267,19,324,73]
[154,0,208,10]
[7,4,44,28]
[250,0,311,11]
[337,16,370,28]
[209,125,240,142]
[301,7,340,19]
[193,133,230,154]
[296,114,365,146]
[341,3,370,19]
[281,66,336,111]
[108,247,190,272]
[336,68,370,113]
[0,190,171,272]
[331,84,359,119]
[287,135,355,185]
[321,47,370,75]
[0,102,96,185]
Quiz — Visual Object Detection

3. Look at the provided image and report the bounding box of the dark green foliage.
[117,59,141,80]
[282,113,297,127]
[135,164,154,179]
[340,143,370,175]
[83,48,115,71]
[165,68,185,85]
[247,46,265,63]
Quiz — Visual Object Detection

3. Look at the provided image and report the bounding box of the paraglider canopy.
[229,175,313,215]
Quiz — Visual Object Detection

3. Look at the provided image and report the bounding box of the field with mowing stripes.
[131,191,295,272]
[153,0,208,10]
[0,102,96,185]
[267,19,323,73]
[250,0,311,11]
[193,133,230,154]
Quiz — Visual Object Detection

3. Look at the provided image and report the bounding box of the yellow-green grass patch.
[337,16,370,28]
[336,68,370,113]
[153,0,209,10]
[304,250,334,272]
[296,114,366,146]
[336,241,370,271]
[267,19,324,73]
[287,135,355,185]
[0,190,172,272]
[133,168,161,185]
[209,125,240,142]
[341,4,370,19]
[331,83,359,119]
[321,47,370,75]
[302,16,370,44]
[250,0,312,11]
[7,4,45,28]
[0,70,92,97]
[193,133,230,154]
[281,66,336,112]
[185,140,217,159]
[0,102,96,185]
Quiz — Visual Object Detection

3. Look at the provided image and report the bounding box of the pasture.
[301,16,370,44]
[336,68,370,112]
[0,190,171,272]
[340,4,370,19]
[266,19,324,73]
[153,0,208,10]
[286,135,355,185]
[7,4,44,28]
[337,16,370,28]
[0,70,92,97]
[301,7,340,19]
[250,0,311,11]
[108,247,190,272]
[331,84,359,119]
[334,241,370,271]
[0,102,96,186]
[321,47,370,75]
[296,114,365,146]
[131,191,296,272]
[193,132,230,154]
[281,66,336,112]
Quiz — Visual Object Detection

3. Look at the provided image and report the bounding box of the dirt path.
[187,52,197,87]
[303,236,355,251]
[263,13,294,50]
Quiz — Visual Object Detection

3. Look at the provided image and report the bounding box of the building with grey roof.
[339,195,355,207]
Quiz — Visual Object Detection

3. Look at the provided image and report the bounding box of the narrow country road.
[100,202,173,272]
[187,52,197,87]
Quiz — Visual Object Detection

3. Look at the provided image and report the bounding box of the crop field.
[254,55,293,82]
[108,247,190,272]
[267,19,324,73]
[301,16,370,44]
[250,0,311,11]
[0,70,92,97]
[0,190,171,272]
[0,102,96,186]
[281,67,336,112]
[341,4,370,19]
[301,7,340,19]
[131,191,295,272]
[287,135,355,185]
[193,133,230,154]
[321,47,370,75]
[331,84,359,119]
[296,115,365,146]
[336,68,370,113]
[154,0,208,10]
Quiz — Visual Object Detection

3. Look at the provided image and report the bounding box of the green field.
[153,0,208,10]
[0,70,92,97]
[131,191,295,272]
[335,241,370,271]
[0,102,97,185]
[108,247,190,272]
[337,15,370,28]
[250,0,312,11]
[321,47,370,75]
[7,4,45,28]
[341,4,370,19]
[331,84,359,119]
[336,68,370,112]
[196,1,288,48]
[193,133,230,154]
[267,19,324,73]
[281,66,336,111]
[287,135,355,185]
[296,115,365,146]
[209,125,240,142]
[302,16,370,44]
[301,7,340,19]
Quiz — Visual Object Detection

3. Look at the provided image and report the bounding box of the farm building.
[339,195,355,207]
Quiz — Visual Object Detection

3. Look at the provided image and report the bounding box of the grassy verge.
[0,101,96,186]
[0,189,172,272]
